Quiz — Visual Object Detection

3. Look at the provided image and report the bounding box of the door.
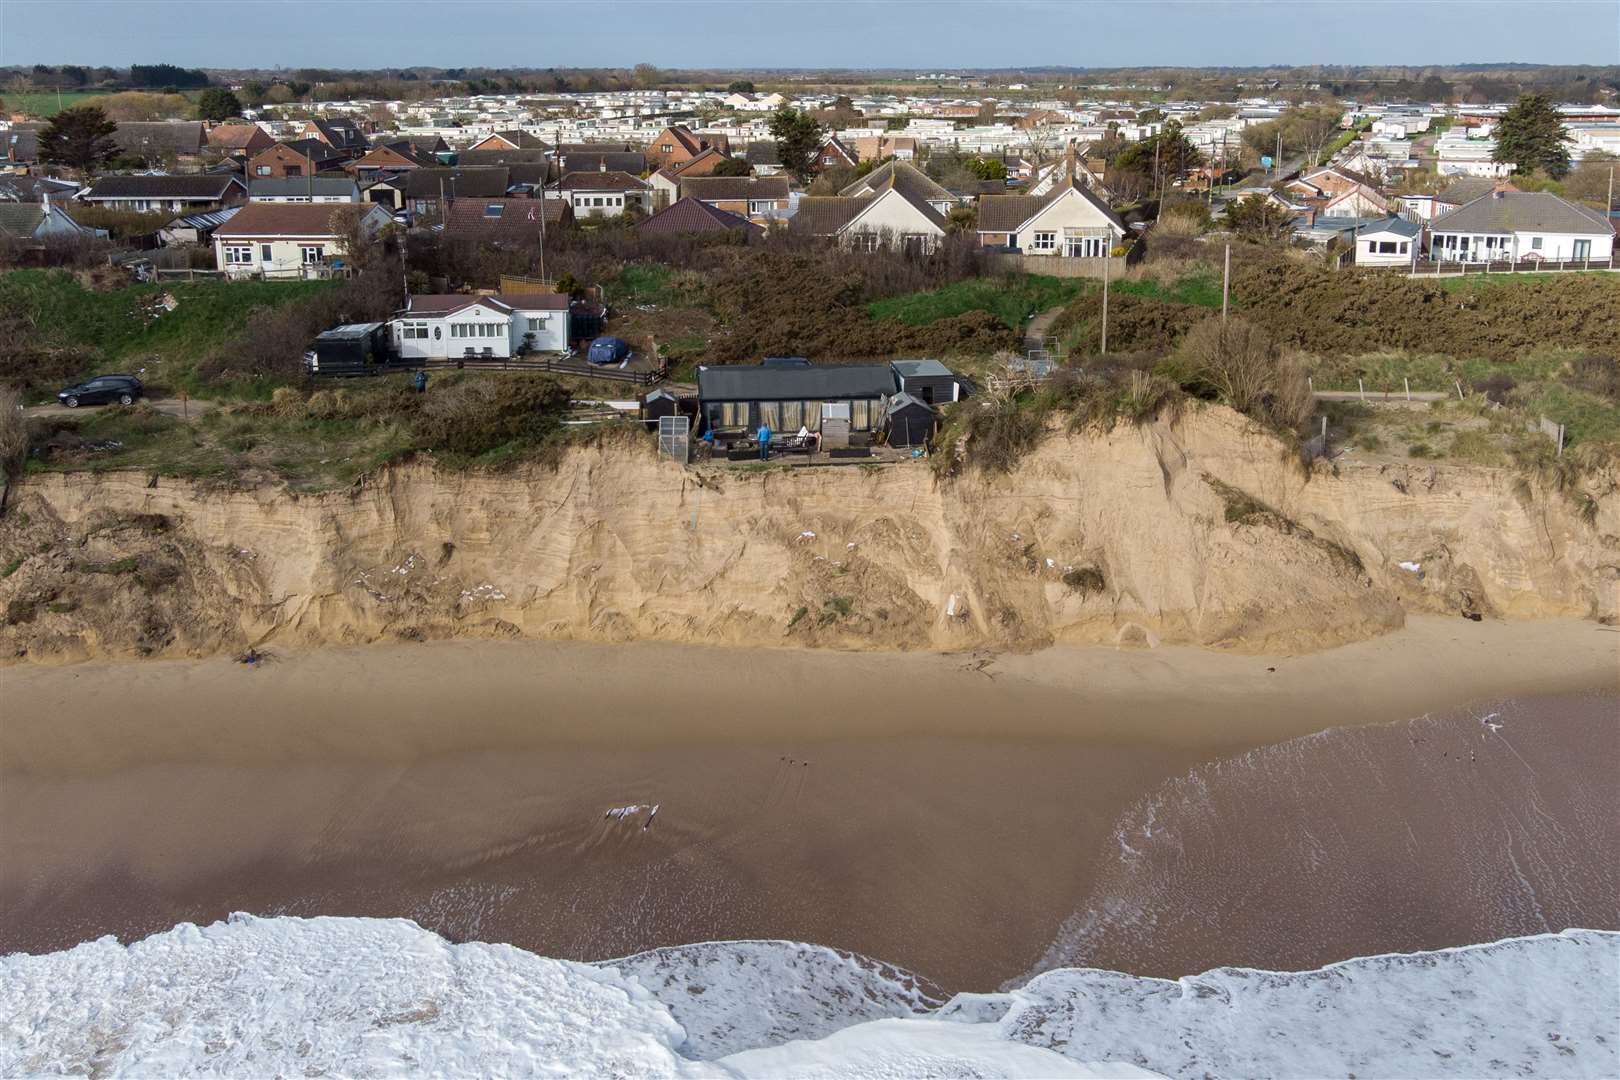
[1573,239,1591,260]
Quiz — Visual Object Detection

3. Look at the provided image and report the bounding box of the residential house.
[392,293,571,358]
[557,170,652,218]
[348,140,438,178]
[466,130,546,153]
[459,147,551,167]
[1282,165,1391,219]
[646,125,730,170]
[248,139,349,180]
[676,175,790,222]
[79,174,246,214]
[0,174,78,203]
[206,123,274,159]
[1435,137,1515,178]
[841,162,953,216]
[1348,217,1423,266]
[3,123,44,166]
[1025,151,1111,199]
[744,141,783,177]
[1430,190,1614,263]
[159,205,242,247]
[816,134,858,172]
[249,177,360,203]
[668,145,732,177]
[696,362,897,435]
[361,175,410,212]
[557,148,646,175]
[649,167,682,209]
[0,201,99,243]
[213,201,391,279]
[111,122,206,167]
[299,117,369,155]
[853,136,918,163]
[404,167,512,217]
[1397,178,1517,222]
[890,359,968,405]
[976,175,1126,257]
[790,181,948,253]
[636,196,762,238]
[443,197,570,246]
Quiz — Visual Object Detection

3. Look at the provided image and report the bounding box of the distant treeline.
[3,62,210,93]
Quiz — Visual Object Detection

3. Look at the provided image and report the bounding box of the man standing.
[414,369,428,394]
[757,421,772,462]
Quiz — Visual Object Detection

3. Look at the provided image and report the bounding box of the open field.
[4,90,102,117]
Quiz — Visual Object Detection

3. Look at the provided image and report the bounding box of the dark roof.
[891,359,955,379]
[215,201,385,237]
[4,123,44,163]
[841,160,952,205]
[789,195,867,235]
[1431,191,1614,236]
[557,170,648,192]
[444,197,567,238]
[637,196,762,236]
[402,292,569,316]
[275,138,348,164]
[82,174,243,200]
[112,122,205,157]
[458,147,550,166]
[366,140,439,167]
[405,167,512,199]
[677,175,790,201]
[697,363,897,402]
[0,174,77,202]
[248,176,360,199]
[505,163,550,190]
[977,177,1126,234]
[0,204,46,237]
[744,141,780,166]
[474,130,547,150]
[559,150,646,175]
[306,117,368,151]
[207,123,267,150]
[557,142,638,155]
[1435,176,1509,206]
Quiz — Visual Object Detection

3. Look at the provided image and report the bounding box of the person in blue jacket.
[414,369,428,394]
[757,422,772,461]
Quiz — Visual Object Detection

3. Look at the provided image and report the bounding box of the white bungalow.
[976,176,1127,257]
[391,293,571,359]
[1430,191,1615,264]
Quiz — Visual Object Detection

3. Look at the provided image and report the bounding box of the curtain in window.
[759,402,782,430]
[804,401,822,432]
[779,401,803,432]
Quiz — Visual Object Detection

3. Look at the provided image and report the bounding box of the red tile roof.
[215,201,383,238]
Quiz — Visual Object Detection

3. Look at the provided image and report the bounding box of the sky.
[2,0,1617,69]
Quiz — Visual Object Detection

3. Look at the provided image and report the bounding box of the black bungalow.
[696,362,895,434]
[884,392,937,447]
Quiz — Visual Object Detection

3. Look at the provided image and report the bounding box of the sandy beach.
[3,616,1616,990]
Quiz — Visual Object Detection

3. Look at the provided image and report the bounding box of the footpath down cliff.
[2,404,1615,663]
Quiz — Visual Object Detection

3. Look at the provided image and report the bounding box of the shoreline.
[3,616,1616,991]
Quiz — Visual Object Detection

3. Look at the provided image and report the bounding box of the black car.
[57,374,143,408]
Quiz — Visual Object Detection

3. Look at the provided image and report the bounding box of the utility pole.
[1275,130,1282,176]
[1221,243,1230,321]
[1100,247,1109,355]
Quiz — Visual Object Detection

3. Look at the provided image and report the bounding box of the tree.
[976,98,998,123]
[710,156,752,177]
[1116,121,1201,183]
[633,64,661,90]
[239,80,267,107]
[1562,151,1617,208]
[196,87,242,122]
[38,105,118,175]
[963,156,1007,180]
[1222,193,1291,241]
[1196,103,1236,121]
[1171,316,1312,432]
[726,80,755,94]
[1494,93,1574,178]
[768,106,822,183]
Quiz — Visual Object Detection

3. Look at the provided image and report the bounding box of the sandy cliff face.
[2,405,1615,663]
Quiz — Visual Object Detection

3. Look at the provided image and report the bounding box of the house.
[79,174,246,214]
[348,140,438,177]
[249,176,360,203]
[299,117,368,155]
[111,122,205,166]
[744,141,783,177]
[206,123,274,158]
[248,140,348,179]
[1282,165,1391,218]
[890,359,968,405]
[1430,190,1614,263]
[636,196,763,238]
[791,181,948,254]
[977,175,1126,257]
[696,362,896,435]
[404,167,512,217]
[466,130,546,153]
[3,123,44,166]
[362,174,411,212]
[817,134,858,172]
[213,201,391,279]
[649,167,682,209]
[444,197,570,246]
[646,125,730,170]
[1348,217,1423,266]
[0,201,99,243]
[840,161,953,216]
[391,293,571,359]
[853,136,918,163]
[159,204,242,246]
[457,147,551,167]
[557,170,652,218]
[557,148,646,175]
[676,175,790,222]
[0,174,79,203]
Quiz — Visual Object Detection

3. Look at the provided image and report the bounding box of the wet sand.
[2,616,1617,991]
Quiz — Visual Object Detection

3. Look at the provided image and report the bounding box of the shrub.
[0,385,26,478]
[1062,566,1107,595]
[409,376,570,460]
[1168,316,1313,431]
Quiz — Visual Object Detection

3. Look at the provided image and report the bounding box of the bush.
[1167,316,1313,431]
[409,376,570,460]
[0,385,26,478]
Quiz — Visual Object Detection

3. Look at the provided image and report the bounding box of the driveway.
[25,397,219,421]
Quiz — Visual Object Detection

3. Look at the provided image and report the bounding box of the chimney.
[599,158,607,173]
[1065,140,1076,183]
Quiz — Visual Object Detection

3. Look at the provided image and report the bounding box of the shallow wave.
[1027,692,1620,983]
[2,914,1615,1078]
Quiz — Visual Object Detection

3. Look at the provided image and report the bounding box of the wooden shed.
[884,392,937,447]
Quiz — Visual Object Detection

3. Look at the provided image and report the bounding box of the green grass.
[1114,270,1224,308]
[867,275,1085,330]
[605,264,683,306]
[5,91,101,117]
[0,270,338,396]
[1434,270,1620,293]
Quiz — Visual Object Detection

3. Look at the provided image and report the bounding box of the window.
[1399,242,1409,254]
[285,165,301,177]
[260,244,272,262]
[1377,241,1397,254]
[402,323,428,340]
[484,204,503,218]
[1530,236,1543,250]
[300,246,324,265]
[256,165,271,176]
[661,143,673,154]
[223,245,252,265]
[1031,231,1057,252]
[527,317,548,332]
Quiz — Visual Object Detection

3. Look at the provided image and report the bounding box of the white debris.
[390,553,422,576]
[799,531,817,540]
[1046,558,1056,569]
[846,543,857,550]
[459,584,507,602]
[1398,561,1422,573]
[946,594,962,618]
[605,804,656,823]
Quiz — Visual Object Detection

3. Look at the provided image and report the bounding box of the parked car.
[587,336,630,366]
[56,374,143,408]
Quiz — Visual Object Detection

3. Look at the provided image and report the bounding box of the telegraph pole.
[1100,247,1109,355]
[1221,244,1230,321]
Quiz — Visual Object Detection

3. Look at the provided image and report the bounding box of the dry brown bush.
[0,385,26,479]
[1170,316,1313,431]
